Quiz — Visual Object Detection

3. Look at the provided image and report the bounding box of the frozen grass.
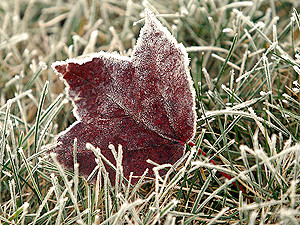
[0,0,299,224]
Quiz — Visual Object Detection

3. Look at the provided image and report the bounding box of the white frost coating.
[131,8,197,142]
[217,1,253,12]
[51,8,197,148]
[51,51,131,124]
[293,66,300,75]
[51,51,130,69]
[39,61,47,70]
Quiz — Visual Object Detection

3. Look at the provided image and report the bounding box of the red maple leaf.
[52,9,196,183]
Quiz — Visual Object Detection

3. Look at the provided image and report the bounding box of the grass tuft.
[0,0,299,224]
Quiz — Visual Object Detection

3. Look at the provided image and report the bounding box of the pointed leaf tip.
[51,9,196,184]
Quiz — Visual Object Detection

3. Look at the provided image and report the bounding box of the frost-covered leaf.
[51,9,196,183]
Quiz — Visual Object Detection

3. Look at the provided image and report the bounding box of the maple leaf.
[51,9,196,184]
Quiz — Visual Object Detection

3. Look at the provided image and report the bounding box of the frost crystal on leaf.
[51,8,196,184]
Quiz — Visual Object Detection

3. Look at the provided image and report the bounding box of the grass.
[0,0,299,224]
